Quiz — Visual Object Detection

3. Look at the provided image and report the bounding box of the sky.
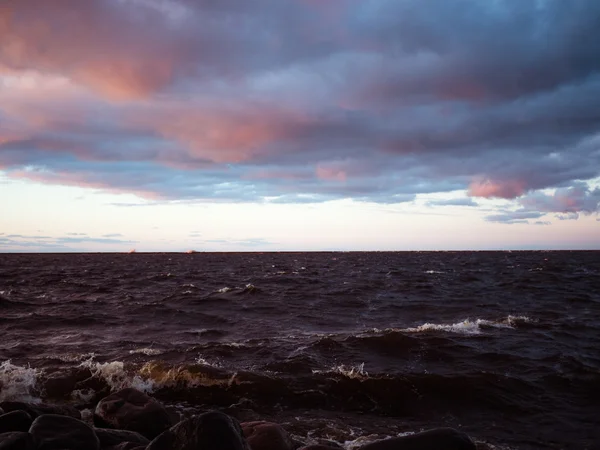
[1,0,599,252]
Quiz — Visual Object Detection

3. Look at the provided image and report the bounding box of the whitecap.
[0,360,41,403]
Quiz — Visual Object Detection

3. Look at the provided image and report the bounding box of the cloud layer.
[1,0,600,221]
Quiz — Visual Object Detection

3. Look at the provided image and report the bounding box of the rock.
[94,428,150,448]
[0,432,36,450]
[29,414,100,450]
[42,368,92,399]
[299,441,344,450]
[104,443,147,450]
[75,376,110,393]
[104,444,145,450]
[0,411,33,434]
[316,440,343,449]
[147,411,249,450]
[94,388,171,440]
[358,428,475,450]
[241,421,294,450]
[0,402,81,420]
[0,409,3,415]
[299,446,342,450]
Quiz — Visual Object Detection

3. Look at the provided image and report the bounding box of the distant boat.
[185,250,198,254]
[128,249,137,254]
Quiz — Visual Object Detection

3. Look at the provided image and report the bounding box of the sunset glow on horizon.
[1,0,599,251]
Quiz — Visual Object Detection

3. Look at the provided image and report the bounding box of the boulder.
[94,428,149,448]
[0,432,36,450]
[358,428,475,450]
[241,421,294,450]
[42,368,92,399]
[0,402,80,420]
[94,388,171,440]
[147,411,249,450]
[299,446,342,450]
[104,443,147,450]
[0,411,33,434]
[29,414,100,450]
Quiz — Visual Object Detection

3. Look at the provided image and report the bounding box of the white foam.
[79,358,155,393]
[128,348,163,356]
[195,354,222,368]
[217,287,232,293]
[0,360,41,403]
[313,363,368,379]
[72,389,96,403]
[343,432,415,450]
[401,315,535,335]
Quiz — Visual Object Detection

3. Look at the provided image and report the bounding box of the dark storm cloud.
[1,0,600,220]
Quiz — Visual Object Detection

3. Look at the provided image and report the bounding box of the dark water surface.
[1,252,598,449]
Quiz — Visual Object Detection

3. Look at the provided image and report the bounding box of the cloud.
[485,210,546,224]
[484,182,600,224]
[519,183,600,214]
[426,198,479,207]
[0,233,137,251]
[102,233,124,238]
[534,221,551,226]
[555,212,580,221]
[1,0,600,217]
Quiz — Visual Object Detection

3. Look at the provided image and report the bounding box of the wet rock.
[104,443,147,450]
[0,411,33,433]
[0,409,3,415]
[147,411,249,450]
[75,376,110,393]
[299,446,342,450]
[42,368,92,399]
[0,432,36,450]
[94,428,150,448]
[0,402,80,420]
[314,440,344,449]
[242,421,294,450]
[94,388,171,440]
[29,414,99,450]
[358,428,475,450]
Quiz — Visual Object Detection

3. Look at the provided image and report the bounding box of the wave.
[0,360,41,403]
[400,315,536,335]
[2,354,592,420]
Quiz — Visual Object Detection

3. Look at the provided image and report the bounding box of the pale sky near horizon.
[1,0,600,252]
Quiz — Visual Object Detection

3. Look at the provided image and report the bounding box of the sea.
[0,251,598,449]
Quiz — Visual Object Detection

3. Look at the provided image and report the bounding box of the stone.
[298,442,344,450]
[29,414,100,450]
[94,388,171,440]
[147,411,249,450]
[241,421,294,450]
[0,432,36,450]
[42,368,93,399]
[94,428,149,448]
[0,402,80,420]
[0,411,33,434]
[358,428,475,450]
[104,443,147,450]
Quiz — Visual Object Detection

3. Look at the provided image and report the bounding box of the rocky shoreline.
[0,387,478,450]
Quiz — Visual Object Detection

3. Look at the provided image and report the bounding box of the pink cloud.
[0,0,191,99]
[468,178,527,199]
[316,164,347,182]
[126,101,315,164]
[9,167,163,200]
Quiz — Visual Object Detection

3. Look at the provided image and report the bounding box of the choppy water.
[1,252,598,449]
